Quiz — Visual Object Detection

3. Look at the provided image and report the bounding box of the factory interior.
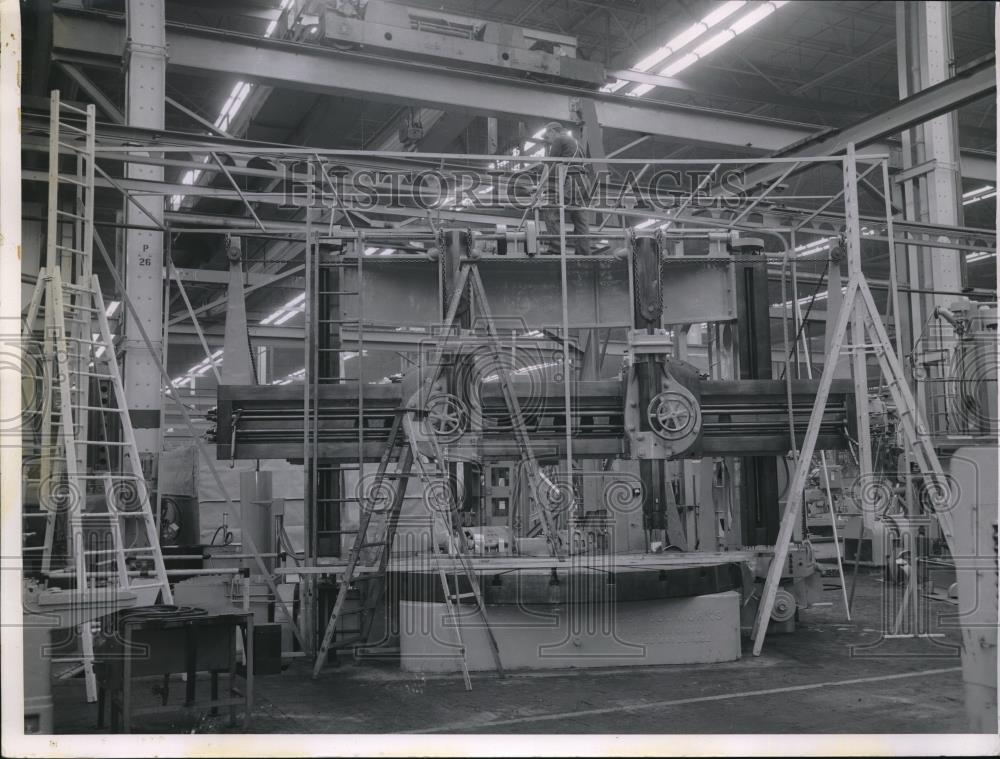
[1,0,998,753]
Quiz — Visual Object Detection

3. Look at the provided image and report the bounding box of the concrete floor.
[51,570,972,734]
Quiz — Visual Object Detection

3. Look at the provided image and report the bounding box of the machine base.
[399,590,741,672]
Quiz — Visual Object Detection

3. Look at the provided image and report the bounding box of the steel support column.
[123,0,167,479]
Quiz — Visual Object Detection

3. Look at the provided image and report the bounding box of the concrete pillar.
[895,1,964,385]
[123,0,166,475]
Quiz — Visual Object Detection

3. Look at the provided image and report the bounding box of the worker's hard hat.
[543,121,564,132]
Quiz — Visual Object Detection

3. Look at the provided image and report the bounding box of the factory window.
[493,498,509,517]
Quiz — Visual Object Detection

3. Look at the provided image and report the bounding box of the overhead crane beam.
[50,9,995,182]
[47,10,850,153]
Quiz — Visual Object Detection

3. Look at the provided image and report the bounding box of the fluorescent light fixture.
[104,300,119,318]
[273,309,298,326]
[626,0,789,97]
[773,285,845,310]
[618,1,746,82]
[261,293,306,324]
[703,0,752,27]
[963,189,997,206]
[634,219,657,230]
[729,2,778,34]
[966,251,996,263]
[794,236,832,258]
[661,52,699,77]
[693,30,735,58]
[963,185,993,198]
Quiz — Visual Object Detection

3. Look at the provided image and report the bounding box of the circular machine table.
[385,553,750,673]
[388,554,745,605]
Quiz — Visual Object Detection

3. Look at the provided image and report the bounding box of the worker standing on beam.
[539,121,591,256]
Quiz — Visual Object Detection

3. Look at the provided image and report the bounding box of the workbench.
[93,607,253,733]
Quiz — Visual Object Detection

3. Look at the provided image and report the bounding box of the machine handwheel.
[647,391,697,440]
[425,394,467,440]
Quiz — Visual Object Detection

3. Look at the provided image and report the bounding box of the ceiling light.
[966,251,996,263]
[617,1,746,82]
[261,293,305,324]
[661,52,700,77]
[626,1,790,97]
[963,189,997,206]
[963,185,993,198]
[729,2,778,35]
[693,30,734,58]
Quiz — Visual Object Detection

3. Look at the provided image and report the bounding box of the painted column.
[895,1,964,419]
[123,0,166,477]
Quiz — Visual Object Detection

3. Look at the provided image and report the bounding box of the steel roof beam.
[739,56,996,190]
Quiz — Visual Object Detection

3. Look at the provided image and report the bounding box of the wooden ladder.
[22,92,172,702]
[311,410,504,685]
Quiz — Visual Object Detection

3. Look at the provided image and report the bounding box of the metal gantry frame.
[21,122,997,662]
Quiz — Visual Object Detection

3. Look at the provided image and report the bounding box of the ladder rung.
[56,245,87,258]
[127,582,168,591]
[58,102,90,115]
[59,297,97,308]
[58,174,88,186]
[58,121,89,135]
[61,283,95,294]
[57,141,88,154]
[75,440,130,446]
[56,210,88,221]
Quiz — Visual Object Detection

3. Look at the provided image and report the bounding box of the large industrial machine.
[212,227,856,664]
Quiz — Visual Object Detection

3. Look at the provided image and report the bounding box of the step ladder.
[751,146,956,655]
[311,410,504,685]
[404,415,505,686]
[21,91,173,702]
